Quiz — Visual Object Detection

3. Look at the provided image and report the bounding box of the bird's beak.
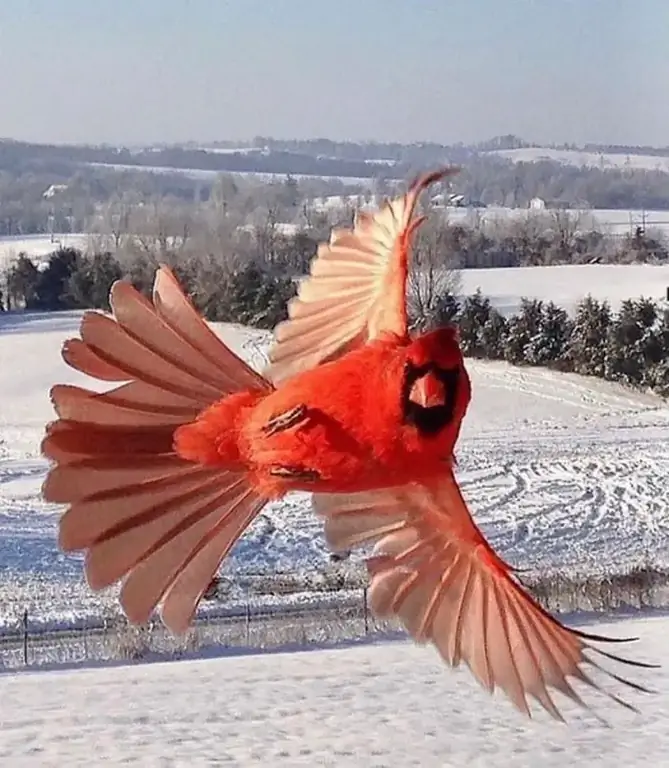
[408,371,446,408]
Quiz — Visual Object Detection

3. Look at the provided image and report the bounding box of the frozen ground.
[85,161,384,187]
[1,266,668,628]
[0,613,666,766]
[459,263,669,316]
[0,234,91,272]
[489,146,669,173]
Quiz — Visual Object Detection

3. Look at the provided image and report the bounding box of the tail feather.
[119,481,263,630]
[90,381,203,412]
[160,494,267,632]
[42,265,271,632]
[51,384,191,427]
[42,455,190,503]
[42,421,175,464]
[79,311,224,404]
[83,473,245,588]
[151,265,269,392]
[62,337,135,381]
[110,281,251,393]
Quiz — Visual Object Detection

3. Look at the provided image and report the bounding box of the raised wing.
[313,475,655,721]
[266,167,459,384]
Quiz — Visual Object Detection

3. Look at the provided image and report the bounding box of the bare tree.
[407,215,462,330]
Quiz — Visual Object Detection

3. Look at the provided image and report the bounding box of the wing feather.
[313,477,656,721]
[267,167,459,383]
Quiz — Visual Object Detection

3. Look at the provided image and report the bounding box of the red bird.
[42,168,651,720]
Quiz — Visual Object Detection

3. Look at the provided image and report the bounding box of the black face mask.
[401,361,460,436]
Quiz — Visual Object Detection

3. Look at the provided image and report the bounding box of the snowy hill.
[460,264,669,316]
[0,234,91,272]
[0,613,666,764]
[487,146,669,173]
[1,265,668,627]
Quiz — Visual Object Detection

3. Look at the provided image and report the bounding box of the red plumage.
[175,327,471,497]
[41,167,654,721]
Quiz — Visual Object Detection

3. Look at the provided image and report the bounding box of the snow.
[304,199,669,239]
[1,263,669,630]
[0,614,667,765]
[0,234,91,271]
[459,263,669,316]
[434,205,669,239]
[489,146,669,173]
[85,161,385,187]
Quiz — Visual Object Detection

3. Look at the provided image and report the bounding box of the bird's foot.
[269,465,320,482]
[262,404,310,436]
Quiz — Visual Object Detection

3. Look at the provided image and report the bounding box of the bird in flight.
[41,167,654,721]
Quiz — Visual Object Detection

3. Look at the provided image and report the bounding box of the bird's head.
[401,325,471,437]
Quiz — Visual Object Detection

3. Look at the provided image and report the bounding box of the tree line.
[6,137,669,241]
[2,247,297,331]
[3,243,667,398]
[419,289,668,397]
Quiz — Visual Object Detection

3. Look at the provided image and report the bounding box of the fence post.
[362,587,369,635]
[22,609,28,665]
[245,603,251,645]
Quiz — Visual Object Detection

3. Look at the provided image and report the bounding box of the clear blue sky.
[0,0,666,146]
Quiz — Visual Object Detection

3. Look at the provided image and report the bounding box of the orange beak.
[408,371,446,408]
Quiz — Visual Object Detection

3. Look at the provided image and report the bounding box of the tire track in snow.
[459,446,669,573]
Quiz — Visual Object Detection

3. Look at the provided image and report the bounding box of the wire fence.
[0,588,398,671]
[2,564,669,672]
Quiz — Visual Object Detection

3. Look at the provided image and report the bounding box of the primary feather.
[313,473,656,721]
[266,167,459,384]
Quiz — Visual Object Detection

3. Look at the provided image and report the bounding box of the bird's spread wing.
[266,167,459,384]
[313,475,655,721]
[42,266,271,633]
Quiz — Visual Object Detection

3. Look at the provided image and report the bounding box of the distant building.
[430,192,475,208]
[43,184,68,199]
[529,197,546,211]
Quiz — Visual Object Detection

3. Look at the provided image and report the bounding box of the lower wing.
[313,472,657,722]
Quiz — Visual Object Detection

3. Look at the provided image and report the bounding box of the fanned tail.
[42,265,272,633]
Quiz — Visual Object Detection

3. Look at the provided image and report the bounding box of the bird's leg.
[269,465,321,482]
[262,404,310,436]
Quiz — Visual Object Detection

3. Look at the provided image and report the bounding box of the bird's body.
[176,328,471,498]
[41,166,654,722]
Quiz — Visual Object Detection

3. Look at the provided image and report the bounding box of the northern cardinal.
[41,167,652,720]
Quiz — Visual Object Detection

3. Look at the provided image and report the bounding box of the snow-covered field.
[0,614,667,766]
[85,161,386,187]
[439,204,669,239]
[0,233,91,272]
[460,263,669,316]
[489,146,669,173]
[1,262,669,629]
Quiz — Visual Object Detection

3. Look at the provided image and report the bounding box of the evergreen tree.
[567,295,612,376]
[35,248,83,310]
[605,298,659,387]
[65,252,123,310]
[7,254,40,309]
[457,289,493,357]
[203,261,296,329]
[479,307,509,359]
[504,297,544,364]
[525,301,573,367]
[433,291,461,327]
